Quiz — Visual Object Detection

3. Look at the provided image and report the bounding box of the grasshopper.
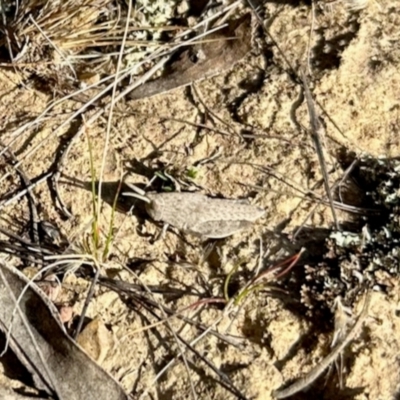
[122,183,265,239]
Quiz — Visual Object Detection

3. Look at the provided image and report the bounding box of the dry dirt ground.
[0,0,400,399]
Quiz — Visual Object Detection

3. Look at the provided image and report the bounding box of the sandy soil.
[0,0,400,399]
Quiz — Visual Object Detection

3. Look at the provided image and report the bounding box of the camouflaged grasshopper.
[122,183,265,239]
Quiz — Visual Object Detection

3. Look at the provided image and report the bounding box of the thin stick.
[245,0,350,147]
[138,300,248,400]
[29,14,76,78]
[96,0,132,224]
[0,172,51,210]
[0,25,229,188]
[130,271,198,400]
[292,159,358,239]
[191,84,241,138]
[52,110,103,218]
[224,160,369,217]
[98,276,242,346]
[306,0,316,76]
[73,267,100,339]
[301,73,339,229]
[0,144,46,261]
[273,291,371,399]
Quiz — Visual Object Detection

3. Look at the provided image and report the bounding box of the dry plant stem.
[97,0,132,224]
[163,309,198,399]
[245,0,298,79]
[161,117,231,137]
[73,266,100,339]
[0,231,53,260]
[0,144,42,258]
[301,73,339,229]
[254,237,264,277]
[29,14,76,78]
[240,132,293,144]
[191,84,240,138]
[306,0,316,75]
[0,23,232,205]
[1,5,229,136]
[0,149,50,262]
[137,113,292,142]
[328,297,354,389]
[0,74,116,155]
[234,157,371,218]
[289,86,305,132]
[126,271,198,400]
[246,0,349,148]
[98,276,242,346]
[0,226,44,253]
[138,299,246,400]
[253,250,304,285]
[292,159,358,239]
[0,22,229,186]
[243,181,377,216]
[138,289,248,399]
[273,291,371,399]
[232,160,322,201]
[0,80,115,185]
[0,242,45,263]
[0,172,52,210]
[138,299,248,400]
[195,147,224,166]
[52,108,103,218]
[122,299,225,336]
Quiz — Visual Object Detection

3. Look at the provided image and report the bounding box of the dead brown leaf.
[0,262,129,400]
[128,14,252,100]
